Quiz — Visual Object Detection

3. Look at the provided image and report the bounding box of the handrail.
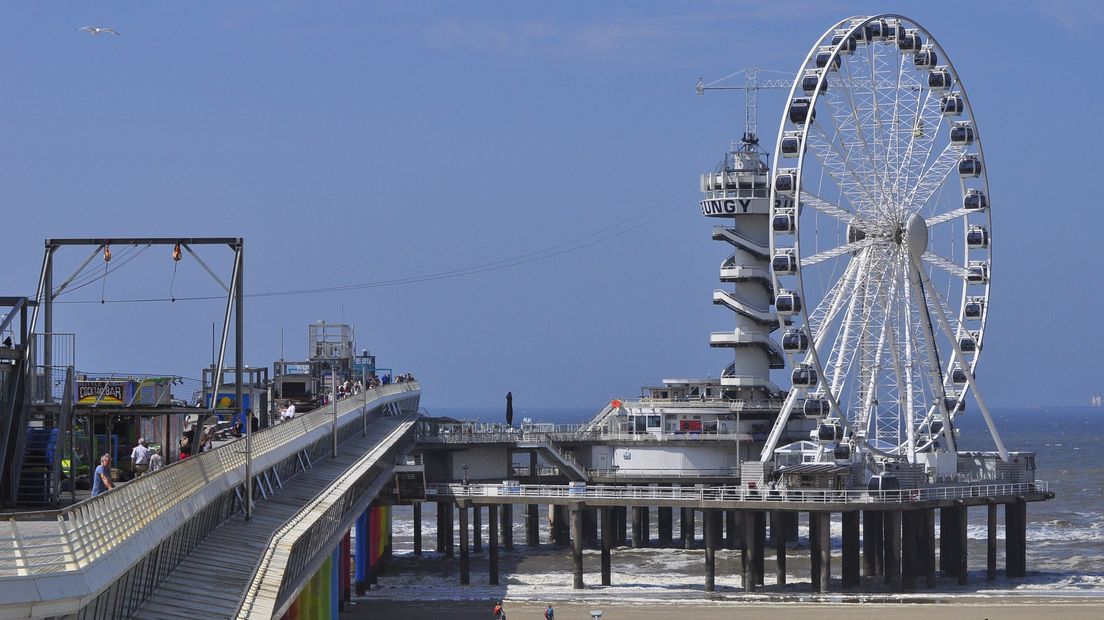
[236,414,418,619]
[427,480,1048,505]
[0,382,420,577]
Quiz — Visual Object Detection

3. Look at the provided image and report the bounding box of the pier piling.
[726,510,739,550]
[473,504,483,553]
[842,511,859,588]
[772,511,788,586]
[987,502,998,580]
[682,508,695,549]
[501,504,513,551]
[525,504,539,546]
[754,511,766,586]
[600,506,613,585]
[885,510,902,591]
[956,504,969,585]
[632,506,644,548]
[1006,499,1027,578]
[571,503,585,589]
[488,504,499,585]
[704,509,718,592]
[924,508,937,588]
[458,500,470,585]
[810,511,830,593]
[658,506,674,545]
[901,510,918,591]
[413,502,422,556]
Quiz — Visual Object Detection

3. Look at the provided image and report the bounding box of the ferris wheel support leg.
[914,266,1009,461]
[760,389,804,463]
[907,268,958,455]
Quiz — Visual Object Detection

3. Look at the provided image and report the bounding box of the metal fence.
[426,480,1049,505]
[0,382,420,578]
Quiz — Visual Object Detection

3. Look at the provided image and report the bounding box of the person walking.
[544,604,554,620]
[91,454,114,497]
[492,601,504,619]
[149,448,163,473]
[131,438,151,477]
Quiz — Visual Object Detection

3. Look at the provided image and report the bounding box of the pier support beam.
[863,510,882,577]
[841,511,859,588]
[924,508,937,589]
[501,503,513,551]
[956,504,969,585]
[600,506,613,585]
[571,503,585,589]
[726,510,739,550]
[901,510,918,591]
[987,502,998,580]
[885,510,902,591]
[552,505,570,546]
[488,504,499,585]
[616,506,628,546]
[354,509,368,595]
[772,511,788,586]
[473,505,483,553]
[940,507,955,577]
[754,511,766,586]
[743,511,765,591]
[413,502,422,556]
[681,507,695,548]
[632,507,645,548]
[1006,499,1027,578]
[458,500,470,585]
[583,508,599,548]
[526,503,540,546]
[658,506,673,545]
[704,509,718,592]
[810,512,830,593]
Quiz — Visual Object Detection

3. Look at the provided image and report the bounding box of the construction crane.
[695,67,794,149]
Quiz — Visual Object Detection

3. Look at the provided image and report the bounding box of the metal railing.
[586,467,740,478]
[426,480,1049,505]
[0,382,420,577]
[236,414,418,619]
[417,429,751,444]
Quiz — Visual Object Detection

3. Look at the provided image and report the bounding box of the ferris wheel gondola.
[759,14,1009,470]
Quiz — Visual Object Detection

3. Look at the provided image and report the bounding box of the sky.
[0,1,1100,411]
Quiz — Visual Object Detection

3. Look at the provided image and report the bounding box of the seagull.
[77,26,120,36]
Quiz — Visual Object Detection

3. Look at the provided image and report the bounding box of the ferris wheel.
[760,15,1008,468]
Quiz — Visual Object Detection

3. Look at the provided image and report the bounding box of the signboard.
[76,380,131,405]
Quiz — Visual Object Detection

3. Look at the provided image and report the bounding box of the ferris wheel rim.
[767,14,994,459]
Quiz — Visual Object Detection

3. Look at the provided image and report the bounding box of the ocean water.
[363,405,1103,602]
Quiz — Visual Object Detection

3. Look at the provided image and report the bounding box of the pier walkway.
[0,382,420,619]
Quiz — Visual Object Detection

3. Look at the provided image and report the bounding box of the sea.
[359,404,1104,604]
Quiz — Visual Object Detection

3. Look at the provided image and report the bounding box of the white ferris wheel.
[760,14,1008,469]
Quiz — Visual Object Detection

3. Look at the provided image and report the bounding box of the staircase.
[18,427,58,506]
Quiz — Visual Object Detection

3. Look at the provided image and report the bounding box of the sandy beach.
[343,598,1104,620]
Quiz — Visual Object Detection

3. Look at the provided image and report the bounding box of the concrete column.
[725,510,739,550]
[501,503,514,551]
[885,510,902,591]
[681,507,695,548]
[744,511,762,592]
[526,504,540,546]
[987,502,998,581]
[1006,499,1027,578]
[642,505,651,546]
[924,508,937,589]
[772,511,788,586]
[341,530,351,608]
[355,509,369,595]
[939,507,954,576]
[863,510,882,577]
[658,506,673,545]
[615,506,628,546]
[571,503,585,589]
[529,450,538,478]
[901,510,917,591]
[841,511,860,588]
[600,506,612,585]
[704,509,717,593]
[811,512,830,593]
[488,504,499,585]
[584,508,599,548]
[473,504,483,553]
[956,504,968,585]
[436,501,447,554]
[754,511,766,586]
[458,500,470,585]
[446,502,455,558]
[553,505,570,546]
[632,506,645,548]
[413,502,422,556]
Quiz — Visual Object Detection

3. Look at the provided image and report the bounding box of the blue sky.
[0,1,1099,410]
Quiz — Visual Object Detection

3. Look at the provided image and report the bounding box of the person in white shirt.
[131,438,151,477]
[281,403,296,421]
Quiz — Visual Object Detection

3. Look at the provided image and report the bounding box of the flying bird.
[77,26,120,36]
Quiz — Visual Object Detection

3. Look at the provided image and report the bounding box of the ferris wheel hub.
[904,213,929,263]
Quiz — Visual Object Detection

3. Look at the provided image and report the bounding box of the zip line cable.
[51,184,699,305]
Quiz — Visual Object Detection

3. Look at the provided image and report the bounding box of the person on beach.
[91,453,114,496]
[493,601,504,619]
[544,604,554,619]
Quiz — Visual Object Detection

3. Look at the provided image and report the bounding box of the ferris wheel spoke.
[895,89,943,215]
[801,238,876,267]
[926,207,971,227]
[805,119,882,216]
[902,139,967,214]
[806,254,862,337]
[824,58,889,216]
[799,190,867,225]
[920,250,971,279]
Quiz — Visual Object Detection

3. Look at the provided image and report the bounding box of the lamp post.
[331,362,339,458]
